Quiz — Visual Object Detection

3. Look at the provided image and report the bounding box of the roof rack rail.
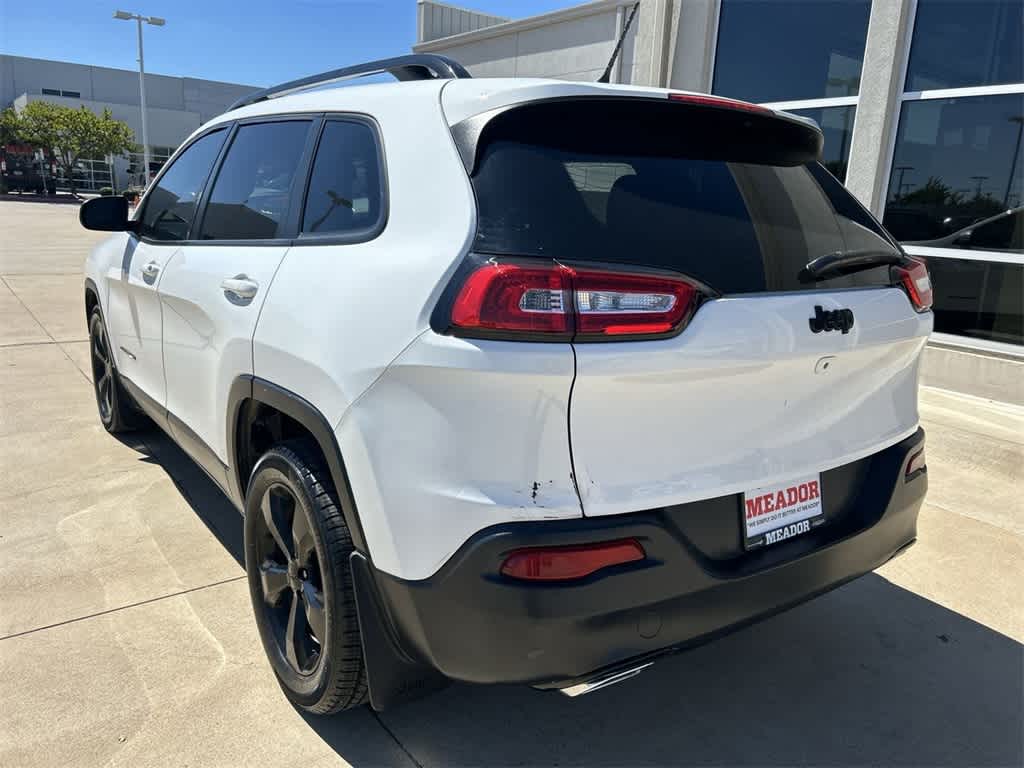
[227,54,471,112]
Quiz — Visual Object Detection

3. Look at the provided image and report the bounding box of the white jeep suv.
[80,54,932,713]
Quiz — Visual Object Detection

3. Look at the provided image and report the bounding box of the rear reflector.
[906,448,926,479]
[449,260,704,339]
[893,258,933,312]
[500,539,645,581]
[667,92,772,114]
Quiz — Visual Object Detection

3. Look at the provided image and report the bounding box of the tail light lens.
[893,258,933,312]
[573,269,700,337]
[500,538,645,581]
[448,260,706,340]
[450,263,572,334]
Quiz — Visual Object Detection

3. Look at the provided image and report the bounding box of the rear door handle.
[221,275,259,301]
[141,261,161,282]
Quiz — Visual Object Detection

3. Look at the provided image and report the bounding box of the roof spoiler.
[227,54,471,112]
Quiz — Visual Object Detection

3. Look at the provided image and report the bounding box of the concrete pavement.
[0,198,1021,767]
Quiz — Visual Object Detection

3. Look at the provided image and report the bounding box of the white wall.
[15,93,201,149]
[1,55,255,128]
[418,0,508,42]
[415,0,642,84]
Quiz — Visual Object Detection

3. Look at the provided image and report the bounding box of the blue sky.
[1,0,572,86]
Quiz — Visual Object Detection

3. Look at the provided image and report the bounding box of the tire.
[88,308,142,433]
[244,440,368,714]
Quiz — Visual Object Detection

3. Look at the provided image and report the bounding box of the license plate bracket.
[742,474,826,549]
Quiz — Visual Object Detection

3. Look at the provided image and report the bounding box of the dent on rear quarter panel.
[335,332,581,581]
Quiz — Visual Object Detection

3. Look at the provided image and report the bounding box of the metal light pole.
[892,165,914,202]
[1004,116,1023,207]
[114,10,165,188]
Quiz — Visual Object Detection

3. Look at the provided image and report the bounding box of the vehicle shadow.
[124,427,1022,767]
[122,426,245,567]
[315,574,1022,767]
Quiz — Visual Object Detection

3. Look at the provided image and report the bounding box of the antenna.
[598,2,641,84]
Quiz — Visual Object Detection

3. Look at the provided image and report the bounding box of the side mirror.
[79,195,135,232]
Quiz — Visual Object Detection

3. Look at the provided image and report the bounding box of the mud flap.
[349,551,449,710]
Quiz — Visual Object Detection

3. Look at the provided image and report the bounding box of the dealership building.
[416,0,1022,396]
[0,2,1020,393]
[0,54,255,190]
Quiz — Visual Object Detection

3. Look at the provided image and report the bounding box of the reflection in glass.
[906,0,1023,91]
[883,94,1024,248]
[302,121,384,236]
[923,257,1022,345]
[712,0,870,103]
[200,121,311,241]
[787,106,856,181]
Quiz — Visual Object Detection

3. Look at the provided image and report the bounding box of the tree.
[0,108,23,193]
[0,107,22,145]
[899,176,964,208]
[16,101,134,195]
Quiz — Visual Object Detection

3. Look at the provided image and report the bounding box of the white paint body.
[84,76,931,582]
[571,289,930,517]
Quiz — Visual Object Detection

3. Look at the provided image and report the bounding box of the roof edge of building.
[415,0,627,50]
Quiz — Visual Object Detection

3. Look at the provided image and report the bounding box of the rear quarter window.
[300,119,386,240]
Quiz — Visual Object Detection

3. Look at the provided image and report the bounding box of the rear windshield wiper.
[800,249,905,282]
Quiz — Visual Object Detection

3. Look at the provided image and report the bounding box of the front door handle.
[141,261,161,282]
[221,275,259,301]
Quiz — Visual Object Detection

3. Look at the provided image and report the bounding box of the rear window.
[468,99,898,294]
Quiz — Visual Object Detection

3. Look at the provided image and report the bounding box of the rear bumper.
[358,428,926,690]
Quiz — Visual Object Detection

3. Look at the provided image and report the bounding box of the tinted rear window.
[469,101,897,294]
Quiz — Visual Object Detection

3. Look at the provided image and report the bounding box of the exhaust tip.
[558,662,653,698]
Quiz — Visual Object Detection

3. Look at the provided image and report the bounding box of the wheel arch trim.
[84,277,101,309]
[228,375,369,553]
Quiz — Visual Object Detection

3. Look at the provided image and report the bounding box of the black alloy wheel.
[88,309,140,433]
[89,312,115,425]
[244,441,368,713]
[253,482,327,675]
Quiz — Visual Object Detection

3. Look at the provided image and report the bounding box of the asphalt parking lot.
[0,197,1021,767]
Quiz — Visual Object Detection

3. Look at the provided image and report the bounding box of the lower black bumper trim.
[353,429,927,706]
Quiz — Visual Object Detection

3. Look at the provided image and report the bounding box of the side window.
[301,121,385,237]
[198,121,312,241]
[139,129,226,241]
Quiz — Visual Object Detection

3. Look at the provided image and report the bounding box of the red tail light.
[450,262,572,334]
[500,538,645,581]
[448,261,705,340]
[893,257,933,312]
[667,92,772,114]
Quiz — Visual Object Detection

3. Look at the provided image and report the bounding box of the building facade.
[415,0,1022,395]
[0,54,256,190]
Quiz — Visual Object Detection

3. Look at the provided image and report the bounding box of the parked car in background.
[79,55,932,714]
[905,206,1023,253]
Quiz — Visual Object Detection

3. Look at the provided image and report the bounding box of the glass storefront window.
[885,92,1024,346]
[712,0,871,104]
[924,257,1022,345]
[906,0,1023,91]
[786,106,857,181]
[883,93,1024,246]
